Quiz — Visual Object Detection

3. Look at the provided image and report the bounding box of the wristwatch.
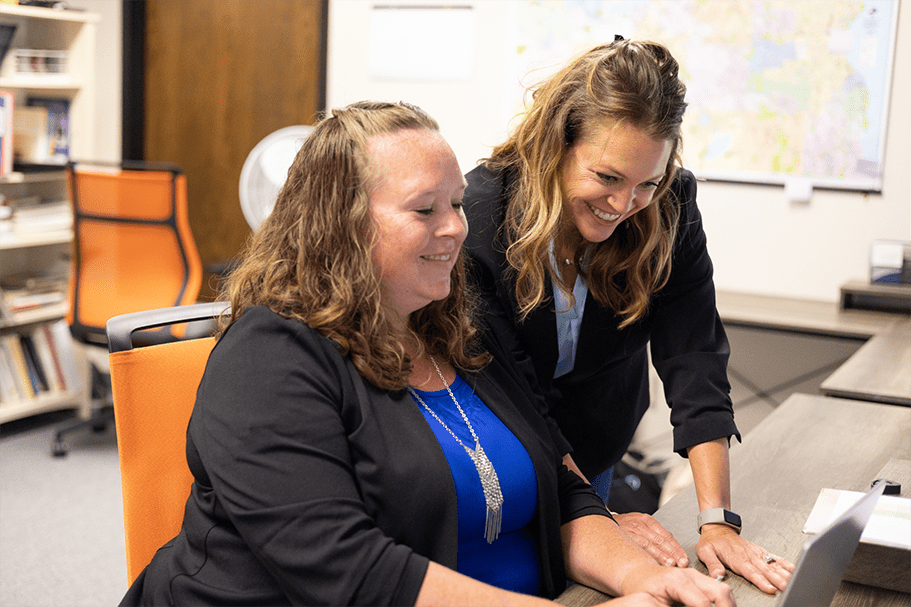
[697,508,742,534]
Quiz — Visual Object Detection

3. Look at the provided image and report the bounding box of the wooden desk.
[716,289,911,407]
[715,289,906,339]
[556,394,911,607]
[820,320,911,406]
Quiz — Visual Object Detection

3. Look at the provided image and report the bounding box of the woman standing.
[463,38,792,594]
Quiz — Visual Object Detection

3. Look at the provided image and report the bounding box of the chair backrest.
[67,161,202,346]
[107,302,229,584]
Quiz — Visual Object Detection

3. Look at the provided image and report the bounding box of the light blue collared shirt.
[549,244,589,379]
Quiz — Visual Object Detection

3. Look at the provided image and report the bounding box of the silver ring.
[763,554,776,564]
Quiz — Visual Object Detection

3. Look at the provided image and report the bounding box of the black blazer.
[463,164,740,479]
[121,306,608,606]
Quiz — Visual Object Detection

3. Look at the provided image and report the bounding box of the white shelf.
[0,228,72,250]
[0,74,81,90]
[0,170,67,184]
[0,5,99,24]
[0,389,86,425]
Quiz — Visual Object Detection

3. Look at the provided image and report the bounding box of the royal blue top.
[411,375,541,594]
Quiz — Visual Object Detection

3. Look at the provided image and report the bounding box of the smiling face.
[560,121,673,244]
[368,128,468,321]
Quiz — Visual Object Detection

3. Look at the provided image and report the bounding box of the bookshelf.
[0,170,89,425]
[0,5,98,424]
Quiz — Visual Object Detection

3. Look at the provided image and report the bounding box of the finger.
[670,574,734,607]
[697,547,727,580]
[763,558,793,592]
[625,531,664,565]
[620,514,689,567]
[650,531,689,568]
[773,555,796,573]
[737,556,782,595]
[623,526,682,567]
[748,551,795,593]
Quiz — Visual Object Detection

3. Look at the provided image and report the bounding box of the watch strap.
[697,508,742,534]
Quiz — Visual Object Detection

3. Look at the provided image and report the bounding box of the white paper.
[368,5,474,81]
[870,241,905,267]
[804,488,911,550]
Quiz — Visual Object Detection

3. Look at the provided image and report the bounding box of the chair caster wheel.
[52,441,68,457]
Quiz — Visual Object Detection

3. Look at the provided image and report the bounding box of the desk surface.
[556,393,911,607]
[820,321,911,406]
[716,289,911,407]
[715,289,907,338]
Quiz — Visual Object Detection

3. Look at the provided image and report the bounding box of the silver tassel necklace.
[408,355,503,543]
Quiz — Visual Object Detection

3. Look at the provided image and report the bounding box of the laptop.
[777,480,887,606]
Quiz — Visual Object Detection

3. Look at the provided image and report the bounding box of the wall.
[327,0,911,303]
[70,0,121,163]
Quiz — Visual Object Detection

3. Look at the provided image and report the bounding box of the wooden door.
[142,0,326,299]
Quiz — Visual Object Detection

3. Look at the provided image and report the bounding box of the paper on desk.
[803,488,911,550]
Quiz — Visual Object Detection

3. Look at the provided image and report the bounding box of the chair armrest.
[106,302,231,353]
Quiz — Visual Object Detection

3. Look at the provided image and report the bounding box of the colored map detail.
[515,0,896,189]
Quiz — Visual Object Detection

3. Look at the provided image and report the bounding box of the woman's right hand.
[617,563,735,607]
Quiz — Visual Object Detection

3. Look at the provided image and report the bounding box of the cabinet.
[0,5,98,425]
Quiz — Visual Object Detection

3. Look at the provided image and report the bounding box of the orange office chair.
[52,161,203,456]
[106,301,230,584]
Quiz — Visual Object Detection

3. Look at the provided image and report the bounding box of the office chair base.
[51,407,114,457]
[51,364,114,457]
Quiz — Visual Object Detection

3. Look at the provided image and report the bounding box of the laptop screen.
[778,481,887,607]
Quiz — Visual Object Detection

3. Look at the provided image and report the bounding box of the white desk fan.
[238,125,314,230]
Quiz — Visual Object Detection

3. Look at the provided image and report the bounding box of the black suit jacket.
[463,164,740,479]
[121,306,608,606]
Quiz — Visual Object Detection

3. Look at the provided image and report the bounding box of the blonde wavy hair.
[219,101,487,390]
[488,39,688,328]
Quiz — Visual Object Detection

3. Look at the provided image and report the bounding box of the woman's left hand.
[696,524,794,594]
[614,512,689,568]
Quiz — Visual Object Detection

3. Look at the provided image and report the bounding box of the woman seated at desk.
[119,101,733,607]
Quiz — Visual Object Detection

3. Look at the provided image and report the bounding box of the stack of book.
[0,193,72,236]
[0,271,68,325]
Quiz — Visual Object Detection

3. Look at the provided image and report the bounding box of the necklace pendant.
[464,441,503,543]
[410,356,506,544]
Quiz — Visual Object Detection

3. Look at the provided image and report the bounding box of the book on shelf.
[26,97,69,164]
[1,288,66,313]
[35,322,65,391]
[47,318,79,392]
[1,333,35,399]
[2,195,72,233]
[13,105,49,163]
[0,89,13,177]
[0,336,21,403]
[0,319,80,404]
[19,332,49,393]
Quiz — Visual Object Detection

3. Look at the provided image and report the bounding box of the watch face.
[724,510,742,527]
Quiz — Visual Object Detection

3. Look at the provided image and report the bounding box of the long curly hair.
[488,39,688,327]
[218,101,488,390]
